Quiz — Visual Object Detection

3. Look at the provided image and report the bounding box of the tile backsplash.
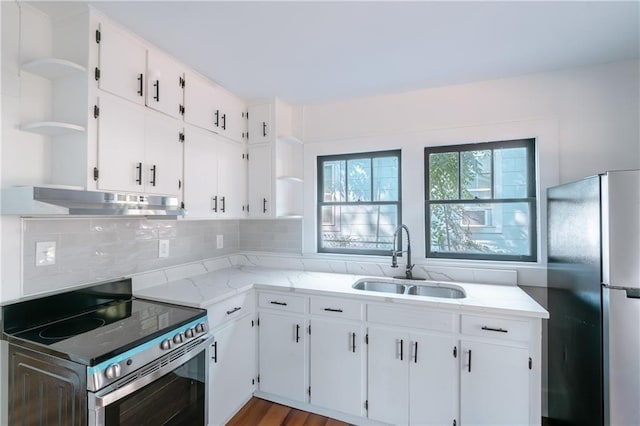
[22,218,241,296]
[21,217,305,297]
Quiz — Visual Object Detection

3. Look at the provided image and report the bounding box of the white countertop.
[135,266,549,319]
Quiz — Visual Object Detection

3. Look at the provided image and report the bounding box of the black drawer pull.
[400,339,404,361]
[153,80,160,102]
[323,308,343,313]
[481,326,508,333]
[352,332,356,353]
[137,73,144,96]
[262,121,267,137]
[212,341,218,363]
[212,196,218,212]
[270,301,287,306]
[414,341,418,363]
[468,349,472,372]
[135,162,142,185]
[296,324,300,343]
[226,307,241,315]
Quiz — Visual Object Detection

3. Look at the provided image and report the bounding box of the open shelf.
[20,121,86,136]
[22,58,86,80]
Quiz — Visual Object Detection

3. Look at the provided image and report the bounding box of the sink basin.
[352,280,406,294]
[352,279,466,299]
[407,284,465,299]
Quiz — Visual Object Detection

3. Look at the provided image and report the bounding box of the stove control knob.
[195,323,206,334]
[105,363,121,380]
[173,333,184,344]
[184,328,195,338]
[160,339,172,350]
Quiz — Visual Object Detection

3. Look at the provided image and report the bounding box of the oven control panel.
[87,317,209,392]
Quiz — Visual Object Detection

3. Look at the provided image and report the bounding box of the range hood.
[1,186,185,216]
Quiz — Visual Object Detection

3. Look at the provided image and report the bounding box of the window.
[425,139,536,261]
[318,150,401,255]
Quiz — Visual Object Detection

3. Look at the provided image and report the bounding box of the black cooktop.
[2,278,206,366]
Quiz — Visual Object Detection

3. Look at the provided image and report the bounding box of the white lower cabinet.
[309,319,365,417]
[460,340,530,426]
[367,327,457,426]
[258,311,307,402]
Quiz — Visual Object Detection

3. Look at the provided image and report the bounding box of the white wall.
[302,60,640,286]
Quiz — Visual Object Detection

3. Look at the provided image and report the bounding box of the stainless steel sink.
[352,280,406,294]
[352,279,465,299]
[407,284,465,299]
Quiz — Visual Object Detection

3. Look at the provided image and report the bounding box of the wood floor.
[226,397,351,426]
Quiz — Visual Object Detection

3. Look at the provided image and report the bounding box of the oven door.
[88,335,213,426]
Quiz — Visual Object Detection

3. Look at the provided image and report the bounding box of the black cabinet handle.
[215,110,220,127]
[400,339,404,361]
[270,301,287,306]
[153,80,160,102]
[296,324,300,343]
[222,113,226,130]
[212,341,218,363]
[220,196,226,213]
[352,332,356,353]
[468,350,472,372]
[226,307,241,315]
[262,121,267,137]
[212,196,218,212]
[323,308,343,313]
[414,341,418,363]
[135,162,142,185]
[137,73,144,96]
[481,326,508,333]
[150,165,157,187]
[263,198,267,213]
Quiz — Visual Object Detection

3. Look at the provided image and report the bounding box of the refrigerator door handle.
[625,288,640,299]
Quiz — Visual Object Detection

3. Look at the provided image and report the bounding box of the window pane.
[429,202,532,257]
[373,156,399,201]
[494,147,528,198]
[320,204,398,251]
[461,150,492,200]
[347,159,372,201]
[322,160,345,202]
[429,152,459,200]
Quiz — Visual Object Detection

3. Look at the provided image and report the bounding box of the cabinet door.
[460,340,530,426]
[409,333,458,426]
[184,71,219,132]
[209,316,256,426]
[367,327,409,425]
[258,312,306,402]
[96,95,145,192]
[98,20,147,105]
[143,113,183,196]
[309,319,364,417]
[146,48,184,119]
[248,104,272,144]
[217,139,247,218]
[248,144,272,217]
[217,89,247,143]
[183,125,218,217]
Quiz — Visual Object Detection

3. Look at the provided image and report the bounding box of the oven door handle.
[89,334,214,409]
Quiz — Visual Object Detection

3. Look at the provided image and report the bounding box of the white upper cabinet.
[248,103,272,144]
[96,20,147,105]
[247,144,272,217]
[183,71,220,133]
[217,88,248,143]
[96,94,182,196]
[146,48,185,119]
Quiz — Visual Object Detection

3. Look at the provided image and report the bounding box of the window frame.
[424,138,537,262]
[317,149,402,255]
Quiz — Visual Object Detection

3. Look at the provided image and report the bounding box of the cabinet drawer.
[367,304,456,333]
[461,314,530,342]
[258,292,307,314]
[310,296,364,321]
[207,291,255,330]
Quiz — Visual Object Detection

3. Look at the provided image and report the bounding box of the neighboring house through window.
[425,139,537,261]
[317,150,401,255]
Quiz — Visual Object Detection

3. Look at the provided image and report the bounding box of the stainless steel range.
[1,278,212,425]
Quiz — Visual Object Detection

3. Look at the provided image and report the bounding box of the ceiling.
[31,1,640,105]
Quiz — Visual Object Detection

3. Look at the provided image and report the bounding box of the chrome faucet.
[391,224,421,280]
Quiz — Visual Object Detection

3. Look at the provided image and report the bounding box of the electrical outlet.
[216,234,223,249]
[158,239,170,258]
[35,241,56,266]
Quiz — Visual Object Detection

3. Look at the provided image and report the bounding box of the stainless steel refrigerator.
[547,170,640,426]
